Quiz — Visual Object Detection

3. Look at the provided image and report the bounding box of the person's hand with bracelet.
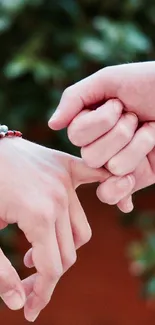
[0,126,134,322]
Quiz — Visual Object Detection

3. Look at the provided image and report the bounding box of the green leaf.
[0,0,27,13]
[123,24,152,52]
[146,278,155,296]
[33,60,65,82]
[57,0,81,19]
[79,36,110,62]
[4,56,31,78]
[93,17,152,55]
[0,14,12,32]
[61,54,81,71]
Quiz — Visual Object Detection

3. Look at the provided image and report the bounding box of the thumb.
[48,67,117,130]
[70,156,111,188]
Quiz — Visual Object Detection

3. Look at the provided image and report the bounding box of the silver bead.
[0,125,8,133]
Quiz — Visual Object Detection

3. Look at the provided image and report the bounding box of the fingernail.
[1,289,25,310]
[25,311,40,322]
[127,112,138,123]
[128,112,137,118]
[116,175,133,189]
[126,197,134,212]
[49,109,60,123]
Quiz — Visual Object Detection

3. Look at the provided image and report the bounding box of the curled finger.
[96,174,135,206]
[107,122,155,176]
[68,99,123,146]
[81,112,138,168]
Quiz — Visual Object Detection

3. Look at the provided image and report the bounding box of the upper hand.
[48,62,155,129]
[64,97,155,212]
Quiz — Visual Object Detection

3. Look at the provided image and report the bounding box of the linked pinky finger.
[96,174,135,207]
[117,195,134,213]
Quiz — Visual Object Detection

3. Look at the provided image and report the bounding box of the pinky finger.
[117,195,134,213]
[96,174,135,205]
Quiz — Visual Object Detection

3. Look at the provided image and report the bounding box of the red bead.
[15,131,22,137]
[3,130,22,138]
[7,131,14,136]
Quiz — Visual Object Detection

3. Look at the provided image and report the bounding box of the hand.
[66,102,155,211]
[0,137,126,322]
[48,61,155,129]
[47,62,155,211]
[48,62,155,174]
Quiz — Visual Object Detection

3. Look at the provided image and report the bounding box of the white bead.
[0,125,8,132]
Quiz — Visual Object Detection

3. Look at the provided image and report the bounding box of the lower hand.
[0,137,121,321]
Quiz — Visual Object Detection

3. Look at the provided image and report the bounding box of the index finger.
[24,224,62,322]
[0,248,26,310]
[48,67,118,130]
[21,201,63,323]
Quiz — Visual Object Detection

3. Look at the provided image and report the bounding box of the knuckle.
[68,128,85,147]
[33,285,48,308]
[106,159,125,176]
[69,253,77,266]
[81,225,92,244]
[57,173,70,190]
[118,122,132,141]
[148,122,155,131]
[19,207,57,244]
[111,99,123,114]
[68,112,90,146]
[81,147,89,163]
[0,268,10,283]
[52,267,63,280]
[100,100,121,128]
[74,223,92,248]
[81,147,98,168]
[143,124,155,145]
[53,188,68,209]
[67,124,79,146]
[62,86,73,100]
[63,253,77,271]
[45,265,63,281]
[37,212,53,229]
[100,112,112,129]
[0,269,17,294]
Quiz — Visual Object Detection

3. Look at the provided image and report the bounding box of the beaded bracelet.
[0,125,22,139]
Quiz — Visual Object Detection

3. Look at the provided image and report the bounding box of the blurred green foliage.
[127,212,155,299]
[0,0,154,153]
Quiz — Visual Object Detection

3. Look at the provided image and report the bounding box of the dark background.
[0,0,154,153]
